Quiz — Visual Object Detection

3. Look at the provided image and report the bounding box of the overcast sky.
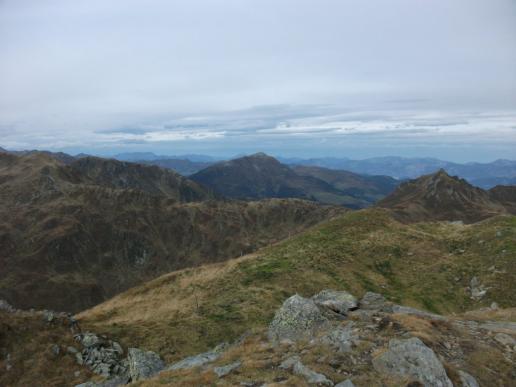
[1,0,515,161]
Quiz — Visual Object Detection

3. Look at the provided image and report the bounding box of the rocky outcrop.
[127,348,164,381]
[458,370,479,387]
[268,295,330,343]
[372,337,453,387]
[74,333,127,378]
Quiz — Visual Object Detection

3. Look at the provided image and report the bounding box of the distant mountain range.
[113,151,516,189]
[189,153,399,208]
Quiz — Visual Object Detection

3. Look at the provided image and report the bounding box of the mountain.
[74,208,515,386]
[114,152,219,163]
[292,165,399,206]
[280,156,516,188]
[0,152,343,312]
[378,169,511,223]
[190,153,398,208]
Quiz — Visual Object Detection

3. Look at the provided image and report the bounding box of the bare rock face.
[267,295,330,343]
[373,337,453,387]
[127,348,164,382]
[167,343,227,371]
[458,370,479,387]
[311,290,358,316]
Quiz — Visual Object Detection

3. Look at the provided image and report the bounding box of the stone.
[78,333,103,348]
[268,295,330,343]
[50,344,60,357]
[359,292,392,312]
[494,333,516,347]
[167,343,227,371]
[127,348,164,381]
[373,337,453,387]
[213,361,242,377]
[335,380,355,387]
[0,299,15,313]
[67,346,78,354]
[280,356,333,386]
[320,323,356,352]
[469,277,487,300]
[311,290,357,315]
[458,370,479,387]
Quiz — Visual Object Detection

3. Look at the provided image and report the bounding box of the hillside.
[79,209,515,361]
[0,153,343,312]
[191,153,395,208]
[293,165,399,207]
[378,169,511,223]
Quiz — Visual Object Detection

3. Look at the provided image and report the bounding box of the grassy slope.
[79,209,516,363]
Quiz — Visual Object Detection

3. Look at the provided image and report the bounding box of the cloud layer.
[0,0,515,161]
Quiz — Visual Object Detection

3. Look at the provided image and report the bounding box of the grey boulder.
[359,292,392,312]
[373,337,453,387]
[168,343,227,371]
[311,290,357,316]
[127,348,164,382]
[268,294,330,343]
[458,370,479,387]
[213,361,242,377]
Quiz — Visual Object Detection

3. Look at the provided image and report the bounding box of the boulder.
[494,333,516,347]
[311,290,357,316]
[458,370,479,387]
[167,343,227,371]
[127,348,164,382]
[373,337,453,387]
[280,356,333,386]
[268,295,330,343]
[359,292,392,312]
[213,361,242,377]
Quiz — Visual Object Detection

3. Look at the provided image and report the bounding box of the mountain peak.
[379,168,507,223]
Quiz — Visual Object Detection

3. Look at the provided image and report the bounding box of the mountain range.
[0,151,342,312]
[115,151,516,189]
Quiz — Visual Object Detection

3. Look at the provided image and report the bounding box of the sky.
[0,0,515,162]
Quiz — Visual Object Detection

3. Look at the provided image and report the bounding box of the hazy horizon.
[1,0,515,162]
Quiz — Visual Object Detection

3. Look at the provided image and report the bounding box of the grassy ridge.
[80,209,516,362]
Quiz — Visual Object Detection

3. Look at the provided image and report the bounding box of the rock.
[77,333,103,348]
[320,323,356,352]
[469,277,487,300]
[335,380,355,387]
[168,343,227,371]
[494,333,516,347]
[268,295,330,343]
[127,348,164,381]
[458,370,479,387]
[372,337,453,387]
[43,310,55,323]
[213,361,242,377]
[280,356,333,386]
[0,299,15,313]
[359,292,392,312]
[490,302,499,310]
[67,346,78,354]
[50,344,60,357]
[311,290,357,315]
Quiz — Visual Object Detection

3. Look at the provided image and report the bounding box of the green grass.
[81,208,516,362]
